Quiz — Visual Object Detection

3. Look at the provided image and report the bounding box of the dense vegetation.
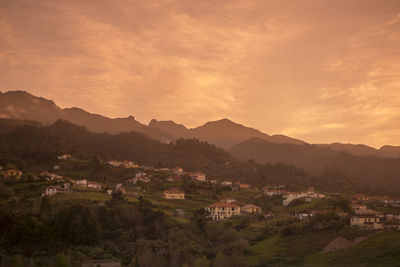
[231,137,400,195]
[0,119,362,193]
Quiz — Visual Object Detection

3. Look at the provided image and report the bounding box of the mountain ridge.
[1,90,400,157]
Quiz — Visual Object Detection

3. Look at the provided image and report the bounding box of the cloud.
[0,0,400,147]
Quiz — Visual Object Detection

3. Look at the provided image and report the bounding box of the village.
[1,154,400,232]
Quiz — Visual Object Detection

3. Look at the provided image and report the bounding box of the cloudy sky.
[1,0,400,147]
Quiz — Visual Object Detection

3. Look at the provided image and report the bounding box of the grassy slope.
[305,231,400,267]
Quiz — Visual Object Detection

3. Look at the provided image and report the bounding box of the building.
[294,210,318,220]
[58,154,71,160]
[264,189,285,197]
[172,167,184,174]
[40,171,63,181]
[379,197,400,207]
[241,204,262,214]
[88,181,102,190]
[220,197,236,204]
[352,193,369,201]
[75,179,88,187]
[106,189,113,195]
[350,214,383,230]
[191,172,206,182]
[45,186,58,196]
[263,212,274,220]
[163,189,185,199]
[45,185,68,196]
[221,180,232,187]
[166,177,175,182]
[351,204,367,214]
[3,169,22,180]
[234,182,250,190]
[205,202,241,221]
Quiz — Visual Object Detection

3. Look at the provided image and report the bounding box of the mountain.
[318,143,400,158]
[0,90,171,142]
[148,119,190,138]
[230,137,400,192]
[379,145,400,158]
[150,118,305,149]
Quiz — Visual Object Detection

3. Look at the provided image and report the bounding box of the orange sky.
[1,0,400,147]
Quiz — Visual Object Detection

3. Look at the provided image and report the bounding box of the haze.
[1,0,400,147]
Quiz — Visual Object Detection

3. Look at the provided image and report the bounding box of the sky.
[1,0,400,148]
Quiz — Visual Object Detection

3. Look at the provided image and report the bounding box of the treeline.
[0,119,363,193]
[0,194,250,266]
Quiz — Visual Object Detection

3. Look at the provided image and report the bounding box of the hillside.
[231,137,400,193]
[0,119,334,191]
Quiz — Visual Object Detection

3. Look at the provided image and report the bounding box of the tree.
[54,252,68,267]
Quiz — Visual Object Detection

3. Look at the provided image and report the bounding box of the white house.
[221,180,232,187]
[58,154,71,160]
[172,167,184,174]
[45,186,58,196]
[75,179,88,187]
[88,181,102,190]
[294,210,318,220]
[191,172,206,182]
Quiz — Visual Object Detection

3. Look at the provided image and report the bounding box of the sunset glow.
[1,0,400,147]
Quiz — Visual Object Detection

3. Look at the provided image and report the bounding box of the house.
[106,189,113,195]
[241,204,262,214]
[45,186,58,196]
[379,197,400,207]
[264,189,285,197]
[40,171,63,181]
[351,204,367,214]
[135,172,147,178]
[58,154,71,160]
[166,177,175,182]
[207,179,217,184]
[75,179,88,187]
[121,161,139,168]
[88,181,102,190]
[191,171,206,182]
[163,189,185,199]
[294,210,318,220]
[283,192,308,206]
[45,185,68,196]
[221,180,232,187]
[263,212,274,220]
[3,169,22,180]
[234,182,250,190]
[350,214,383,230]
[352,193,369,201]
[205,202,241,221]
[172,166,184,174]
[384,221,400,230]
[220,197,236,204]
[53,165,60,171]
